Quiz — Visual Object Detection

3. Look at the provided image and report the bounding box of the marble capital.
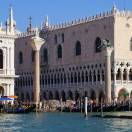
[31,36,45,51]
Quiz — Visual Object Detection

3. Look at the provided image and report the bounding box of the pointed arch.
[75,91,80,101]
[19,51,23,64]
[99,91,105,103]
[57,45,62,58]
[26,92,30,101]
[55,91,60,100]
[118,88,129,102]
[123,69,127,80]
[129,69,132,80]
[0,86,4,97]
[43,92,47,100]
[49,91,53,100]
[43,48,48,63]
[84,91,88,97]
[95,37,101,53]
[116,68,121,80]
[31,50,35,62]
[61,91,66,101]
[85,71,88,82]
[90,90,96,101]
[75,41,81,56]
[68,90,73,100]
[21,93,24,102]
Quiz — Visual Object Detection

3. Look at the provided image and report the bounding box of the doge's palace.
[14,5,132,104]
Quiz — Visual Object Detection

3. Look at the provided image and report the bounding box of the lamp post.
[101,98,103,117]
[30,28,45,111]
[84,96,88,117]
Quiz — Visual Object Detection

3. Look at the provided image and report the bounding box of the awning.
[2,96,18,99]
[8,96,18,99]
[0,97,13,101]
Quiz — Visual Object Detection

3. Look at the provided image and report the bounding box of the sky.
[0,0,131,32]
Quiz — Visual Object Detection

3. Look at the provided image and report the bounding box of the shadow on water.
[0,112,132,132]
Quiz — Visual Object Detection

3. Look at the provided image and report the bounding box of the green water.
[0,112,132,132]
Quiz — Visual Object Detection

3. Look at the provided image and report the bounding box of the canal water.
[0,112,132,132]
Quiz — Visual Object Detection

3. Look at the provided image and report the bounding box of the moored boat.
[0,105,35,114]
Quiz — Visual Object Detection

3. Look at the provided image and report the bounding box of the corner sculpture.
[101,39,112,48]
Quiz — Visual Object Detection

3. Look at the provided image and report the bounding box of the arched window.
[62,33,64,43]
[102,70,104,81]
[78,72,81,83]
[43,48,48,62]
[89,71,92,82]
[48,75,50,85]
[75,41,81,56]
[93,70,96,82]
[31,50,35,62]
[0,49,3,69]
[64,74,66,83]
[19,51,23,64]
[82,71,84,82]
[97,70,100,81]
[44,76,47,85]
[85,71,88,82]
[95,37,101,53]
[71,73,73,83]
[54,34,57,44]
[51,75,53,85]
[74,72,77,83]
[57,45,62,59]
[57,74,60,84]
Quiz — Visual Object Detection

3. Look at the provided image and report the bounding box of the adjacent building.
[0,7,17,98]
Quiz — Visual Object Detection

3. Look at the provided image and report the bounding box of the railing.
[115,80,132,85]
[42,81,105,89]
[42,80,132,88]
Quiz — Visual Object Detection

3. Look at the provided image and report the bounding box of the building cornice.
[0,34,16,39]
[46,9,132,31]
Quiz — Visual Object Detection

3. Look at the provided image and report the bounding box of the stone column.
[121,69,123,84]
[91,71,93,85]
[66,73,69,87]
[34,50,40,105]
[96,91,99,105]
[103,47,113,104]
[99,70,102,84]
[3,48,6,74]
[7,48,10,74]
[30,29,45,109]
[76,72,78,86]
[114,70,117,85]
[126,69,130,84]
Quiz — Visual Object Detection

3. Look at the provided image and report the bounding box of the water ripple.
[0,113,132,132]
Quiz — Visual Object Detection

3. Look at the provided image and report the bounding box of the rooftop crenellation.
[17,29,36,38]
[17,5,132,37]
[48,10,113,30]
[47,6,132,31]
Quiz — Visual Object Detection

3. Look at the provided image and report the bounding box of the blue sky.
[0,0,131,31]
